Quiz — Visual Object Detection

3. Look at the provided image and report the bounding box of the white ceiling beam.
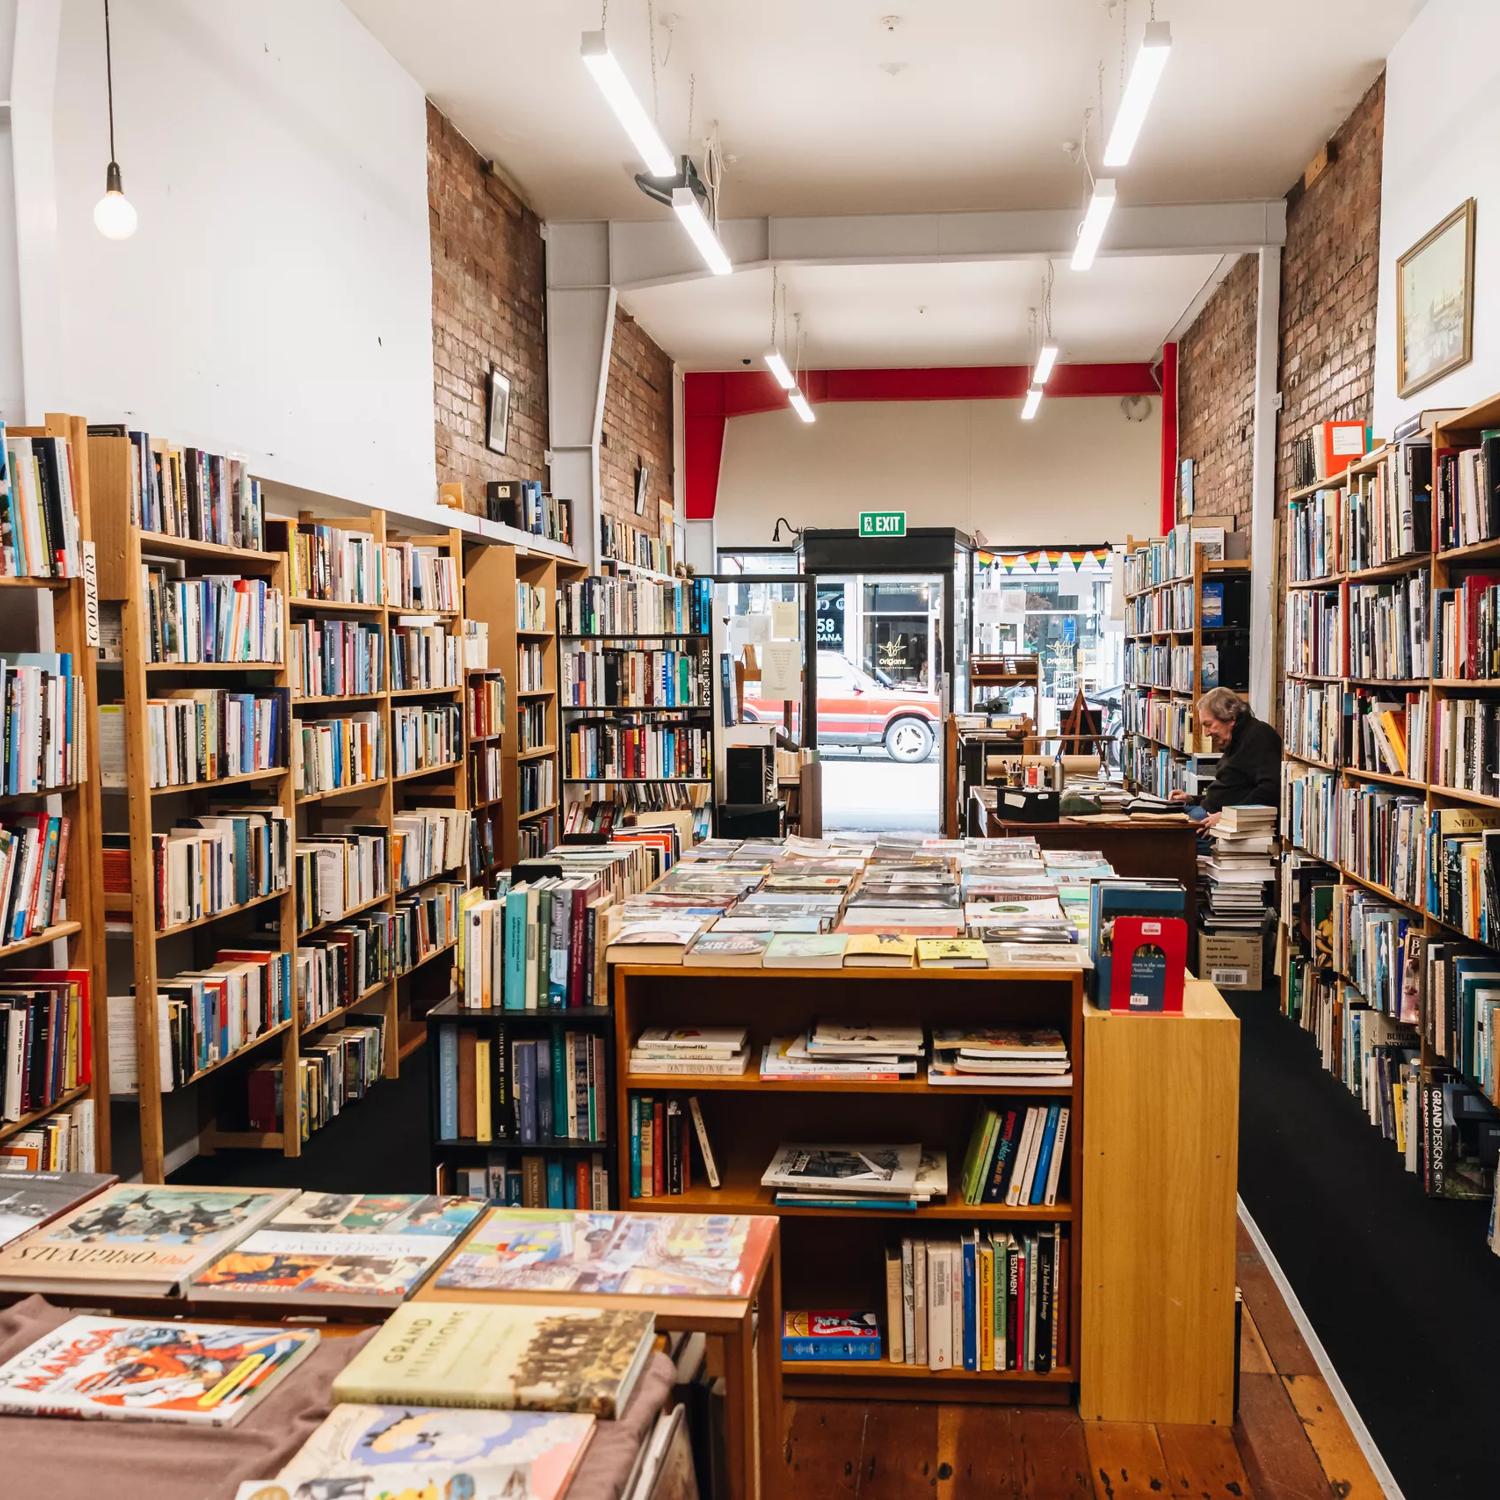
[587,199,1285,290]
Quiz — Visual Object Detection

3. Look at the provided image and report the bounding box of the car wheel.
[884,716,934,763]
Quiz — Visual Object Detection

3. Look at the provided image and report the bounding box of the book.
[433,1207,764,1297]
[781,1310,882,1361]
[684,930,771,966]
[332,1301,656,1420]
[0,1184,294,1296]
[185,1192,486,1309]
[688,1096,721,1188]
[0,1170,114,1249]
[604,917,705,965]
[0,1315,317,1424]
[763,932,848,967]
[916,938,989,968]
[277,1404,595,1500]
[842,933,917,967]
[761,1142,921,1195]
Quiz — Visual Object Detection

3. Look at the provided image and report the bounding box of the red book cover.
[1107,915,1187,1013]
[1320,419,1368,478]
[652,1099,666,1196]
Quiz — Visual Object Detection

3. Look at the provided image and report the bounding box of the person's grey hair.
[1197,687,1249,722]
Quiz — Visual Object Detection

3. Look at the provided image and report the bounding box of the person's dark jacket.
[1191,712,1282,814]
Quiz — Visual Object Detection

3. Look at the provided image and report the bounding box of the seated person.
[1168,687,1282,829]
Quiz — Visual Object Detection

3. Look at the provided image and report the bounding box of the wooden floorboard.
[774,1227,1376,1500]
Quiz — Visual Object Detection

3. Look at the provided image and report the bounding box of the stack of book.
[1200,805,1278,933]
[762,1141,938,1210]
[629,1026,749,1076]
[930,1027,1071,1087]
[762,1022,922,1082]
[958,1103,1070,1206]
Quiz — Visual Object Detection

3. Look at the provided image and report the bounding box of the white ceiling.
[347,0,1421,221]
[621,255,1231,368]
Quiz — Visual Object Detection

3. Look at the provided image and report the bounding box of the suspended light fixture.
[1033,345,1060,385]
[93,0,137,240]
[581,30,676,176]
[672,186,732,275]
[1103,21,1172,168]
[1071,179,1116,271]
[764,350,796,390]
[1020,387,1044,421]
[788,390,816,423]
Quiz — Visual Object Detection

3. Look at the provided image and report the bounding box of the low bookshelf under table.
[612,960,1083,1404]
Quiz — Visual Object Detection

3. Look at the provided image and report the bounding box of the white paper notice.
[770,600,799,640]
[974,591,1004,626]
[743,613,771,644]
[759,640,802,701]
[1331,424,1365,456]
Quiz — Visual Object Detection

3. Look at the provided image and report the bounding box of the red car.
[744,651,941,763]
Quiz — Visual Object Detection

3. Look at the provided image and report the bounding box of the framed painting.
[1397,199,1475,398]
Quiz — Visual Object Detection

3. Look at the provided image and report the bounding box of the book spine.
[884,1245,905,1366]
[781,1337,883,1361]
[961,1234,978,1371]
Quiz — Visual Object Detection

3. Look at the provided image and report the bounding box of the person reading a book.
[1168,688,1282,828]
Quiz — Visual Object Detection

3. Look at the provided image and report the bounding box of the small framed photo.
[635,460,650,516]
[486,368,512,455]
[1397,199,1476,398]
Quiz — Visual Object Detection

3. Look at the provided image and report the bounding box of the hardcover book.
[0,1315,317,1424]
[186,1192,485,1309]
[0,1184,295,1296]
[782,1310,882,1361]
[763,932,848,967]
[916,938,989,968]
[842,933,916,967]
[433,1207,768,1298]
[761,1142,921,1194]
[332,1301,656,1419]
[0,1170,116,1250]
[277,1403,595,1500]
[683,930,771,966]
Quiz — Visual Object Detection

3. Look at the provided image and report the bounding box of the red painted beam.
[683,372,727,521]
[1159,341,1178,533]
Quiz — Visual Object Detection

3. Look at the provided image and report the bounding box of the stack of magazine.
[628,1025,750,1077]
[762,1142,947,1210]
[762,1021,923,1082]
[929,1027,1073,1087]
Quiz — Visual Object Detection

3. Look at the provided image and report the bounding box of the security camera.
[741,357,752,366]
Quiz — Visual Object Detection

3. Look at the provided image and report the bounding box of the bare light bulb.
[93,161,137,240]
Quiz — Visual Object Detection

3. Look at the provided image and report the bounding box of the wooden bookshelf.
[610,962,1083,1401]
[0,413,110,1171]
[1121,529,1250,797]
[92,439,295,1182]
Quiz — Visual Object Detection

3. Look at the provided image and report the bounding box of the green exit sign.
[859,510,907,538]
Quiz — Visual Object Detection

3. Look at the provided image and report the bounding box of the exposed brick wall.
[427,103,547,513]
[1275,73,1385,502]
[599,307,674,537]
[1175,255,1258,531]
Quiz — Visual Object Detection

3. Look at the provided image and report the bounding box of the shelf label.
[81,540,100,649]
[858,510,906,539]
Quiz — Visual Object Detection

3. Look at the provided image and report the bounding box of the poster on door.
[815,586,845,653]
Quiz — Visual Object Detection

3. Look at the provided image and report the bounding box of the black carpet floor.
[1228,983,1498,1500]
[173,997,1498,1497]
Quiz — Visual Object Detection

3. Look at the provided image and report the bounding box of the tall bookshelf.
[0,413,109,1171]
[92,442,297,1182]
[1277,394,1500,1234]
[1121,527,1250,797]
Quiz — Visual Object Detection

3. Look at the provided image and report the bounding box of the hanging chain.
[770,267,778,347]
[648,0,660,123]
[687,72,696,148]
[1119,0,1128,103]
[600,0,608,30]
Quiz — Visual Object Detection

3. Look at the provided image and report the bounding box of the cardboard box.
[1197,932,1264,991]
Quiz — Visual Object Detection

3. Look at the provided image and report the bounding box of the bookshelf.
[0,413,109,1173]
[92,439,295,1182]
[1121,527,1250,798]
[1277,396,1500,1233]
[610,961,1083,1401]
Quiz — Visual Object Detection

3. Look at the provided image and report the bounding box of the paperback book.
[0,1169,114,1249]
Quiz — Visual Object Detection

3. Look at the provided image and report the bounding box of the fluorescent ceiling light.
[672,187,732,276]
[764,350,796,389]
[789,389,816,423]
[1071,179,1116,271]
[1033,345,1060,386]
[1020,387,1044,421]
[580,31,676,176]
[1103,21,1172,167]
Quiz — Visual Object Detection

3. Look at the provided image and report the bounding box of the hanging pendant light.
[93,0,137,240]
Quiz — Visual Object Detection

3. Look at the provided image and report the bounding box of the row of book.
[291,617,384,698]
[296,828,388,934]
[0,428,83,579]
[1123,690,1206,754]
[1435,576,1500,681]
[1283,679,1339,765]
[517,579,549,632]
[487,478,574,546]
[1436,431,1500,552]
[464,621,490,670]
[298,908,393,1024]
[249,1018,386,1139]
[559,575,713,638]
[394,807,468,891]
[1286,487,1341,582]
[467,674,505,739]
[560,645,709,708]
[0,655,84,795]
[123,808,290,931]
[472,744,502,804]
[1341,782,1427,906]
[459,879,615,1011]
[517,696,550,752]
[600,514,671,575]
[563,720,711,782]
[1123,577,1236,636]
[441,1152,611,1210]
[392,701,461,775]
[1434,697,1500,796]
[1122,524,1224,593]
[0,814,70,942]
[143,564,283,665]
[627,1094,703,1197]
[1285,585,1342,677]
[393,880,464,973]
[0,1095,93,1171]
[288,521,383,603]
[518,640,548,692]
[1347,574,1427,682]
[520,758,556,814]
[1344,446,1431,571]
[390,618,462,690]
[1282,762,1341,864]
[385,543,459,612]
[118,430,264,550]
[1346,688,1426,778]
[436,1023,607,1145]
[153,949,292,1086]
[141,688,285,788]
[0,970,92,1122]
[958,1103,1070,1206]
[295,710,384,796]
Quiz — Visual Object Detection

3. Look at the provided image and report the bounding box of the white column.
[1249,245,1282,718]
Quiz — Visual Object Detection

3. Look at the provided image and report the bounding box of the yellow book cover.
[842,933,916,967]
[916,938,989,968]
[1378,710,1409,775]
[978,1238,995,1371]
[331,1300,655,1419]
[474,1038,492,1143]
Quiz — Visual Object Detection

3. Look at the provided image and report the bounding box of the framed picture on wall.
[486,367,512,455]
[1397,199,1476,398]
[635,460,650,516]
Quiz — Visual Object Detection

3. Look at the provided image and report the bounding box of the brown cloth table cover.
[0,1295,673,1500]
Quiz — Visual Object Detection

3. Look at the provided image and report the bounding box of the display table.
[979,805,1201,928]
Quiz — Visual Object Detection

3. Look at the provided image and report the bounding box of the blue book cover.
[551,1031,568,1138]
[1030,1105,1062,1206]
[437,1025,458,1139]
[546,1159,565,1208]
[629,1096,642,1197]
[961,1233,978,1371]
[548,888,569,1007]
[504,1169,523,1206]
[536,1034,553,1139]
[502,886,528,1009]
[564,1170,577,1209]
[516,1040,537,1144]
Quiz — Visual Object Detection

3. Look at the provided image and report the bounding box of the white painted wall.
[36,0,435,508]
[1375,0,1500,433]
[0,0,27,422]
[714,397,1161,549]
